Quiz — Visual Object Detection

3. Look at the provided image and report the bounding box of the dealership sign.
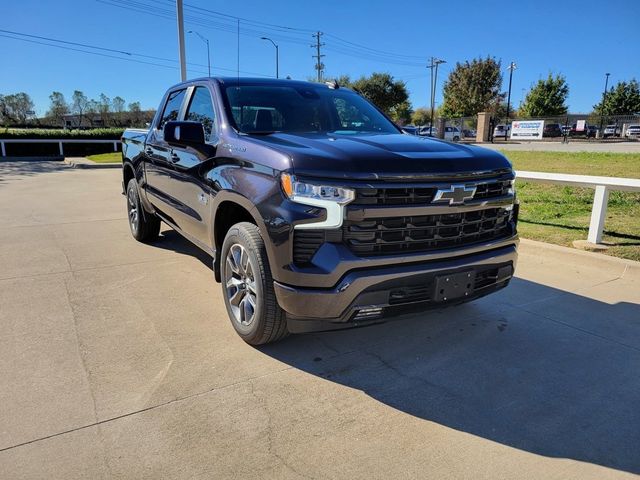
[510,120,545,140]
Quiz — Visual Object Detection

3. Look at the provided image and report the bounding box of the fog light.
[352,306,384,321]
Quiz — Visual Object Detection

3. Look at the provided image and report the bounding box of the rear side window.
[158,89,186,129]
[185,86,216,141]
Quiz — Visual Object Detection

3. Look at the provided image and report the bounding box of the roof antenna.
[326,79,339,89]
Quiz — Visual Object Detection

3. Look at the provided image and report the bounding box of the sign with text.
[576,120,586,132]
[510,120,545,140]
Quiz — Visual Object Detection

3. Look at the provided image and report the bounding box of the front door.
[152,85,218,249]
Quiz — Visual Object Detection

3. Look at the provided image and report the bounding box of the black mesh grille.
[473,180,512,199]
[351,180,511,206]
[343,208,513,256]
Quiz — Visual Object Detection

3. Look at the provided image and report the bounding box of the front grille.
[343,208,513,256]
[351,180,511,206]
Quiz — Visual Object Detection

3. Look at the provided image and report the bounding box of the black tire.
[126,178,160,242]
[220,222,288,345]
[453,136,460,142]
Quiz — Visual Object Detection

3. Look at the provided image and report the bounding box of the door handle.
[170,152,180,163]
[145,147,153,155]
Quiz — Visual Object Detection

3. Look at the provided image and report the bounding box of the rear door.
[144,87,188,224]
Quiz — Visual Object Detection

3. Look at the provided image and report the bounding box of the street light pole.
[506,62,516,124]
[599,73,610,136]
[188,31,211,76]
[261,37,279,79]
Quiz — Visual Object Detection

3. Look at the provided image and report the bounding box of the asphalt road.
[1,160,639,479]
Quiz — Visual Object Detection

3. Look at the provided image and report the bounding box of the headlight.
[280,173,355,229]
[281,173,354,204]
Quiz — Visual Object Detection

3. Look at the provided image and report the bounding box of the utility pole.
[176,0,187,81]
[506,62,516,124]
[427,57,445,136]
[311,31,325,82]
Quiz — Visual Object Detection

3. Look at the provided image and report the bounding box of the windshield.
[221,84,399,135]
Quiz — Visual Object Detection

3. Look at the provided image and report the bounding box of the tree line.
[3,63,638,129]
[0,91,154,128]
[331,58,640,125]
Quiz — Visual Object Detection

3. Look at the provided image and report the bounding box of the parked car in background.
[401,125,418,135]
[443,126,462,141]
[493,124,510,140]
[625,125,640,138]
[587,125,598,138]
[418,126,438,137]
[570,123,596,138]
[543,123,563,137]
[603,125,621,138]
[463,129,476,138]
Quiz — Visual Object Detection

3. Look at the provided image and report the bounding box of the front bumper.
[275,243,517,333]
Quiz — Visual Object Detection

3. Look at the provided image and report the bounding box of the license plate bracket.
[433,270,476,302]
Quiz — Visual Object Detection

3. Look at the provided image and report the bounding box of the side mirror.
[164,121,205,146]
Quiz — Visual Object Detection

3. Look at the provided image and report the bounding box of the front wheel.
[126,179,160,242]
[220,222,288,345]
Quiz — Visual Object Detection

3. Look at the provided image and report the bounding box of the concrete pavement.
[1,160,639,479]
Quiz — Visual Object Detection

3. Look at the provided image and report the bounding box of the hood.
[250,132,512,180]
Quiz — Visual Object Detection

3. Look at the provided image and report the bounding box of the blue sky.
[2,0,639,116]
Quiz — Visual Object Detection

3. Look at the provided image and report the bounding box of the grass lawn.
[501,151,640,261]
[87,152,121,163]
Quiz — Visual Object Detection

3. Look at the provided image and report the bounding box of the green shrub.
[0,127,125,139]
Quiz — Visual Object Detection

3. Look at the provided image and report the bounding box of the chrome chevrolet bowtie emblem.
[433,184,476,205]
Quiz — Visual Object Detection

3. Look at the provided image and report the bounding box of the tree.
[98,93,111,125]
[334,73,410,118]
[0,92,35,125]
[111,96,126,126]
[71,90,89,127]
[128,101,143,126]
[441,57,504,118]
[46,91,69,126]
[389,101,413,125]
[411,106,439,126]
[86,99,100,127]
[518,74,569,117]
[593,79,640,115]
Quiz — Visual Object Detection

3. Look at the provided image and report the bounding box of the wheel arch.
[212,191,272,283]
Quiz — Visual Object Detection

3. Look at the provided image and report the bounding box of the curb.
[64,158,121,169]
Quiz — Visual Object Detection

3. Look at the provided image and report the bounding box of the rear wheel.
[126,179,160,242]
[221,222,288,345]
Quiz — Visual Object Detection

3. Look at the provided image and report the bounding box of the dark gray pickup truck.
[122,77,518,345]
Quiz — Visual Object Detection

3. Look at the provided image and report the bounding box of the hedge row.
[0,128,125,139]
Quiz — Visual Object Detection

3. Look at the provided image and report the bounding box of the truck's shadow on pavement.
[258,278,640,474]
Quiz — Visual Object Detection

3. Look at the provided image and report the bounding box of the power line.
[0,30,274,78]
[95,0,429,68]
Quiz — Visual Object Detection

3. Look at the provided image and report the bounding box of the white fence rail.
[516,170,640,244]
[0,139,121,157]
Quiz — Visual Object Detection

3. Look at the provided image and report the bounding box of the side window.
[185,86,216,141]
[158,89,186,130]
